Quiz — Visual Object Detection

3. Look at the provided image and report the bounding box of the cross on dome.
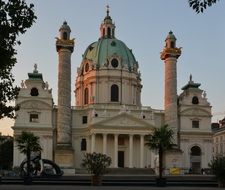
[106,5,110,17]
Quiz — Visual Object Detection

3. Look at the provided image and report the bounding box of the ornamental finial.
[189,74,193,83]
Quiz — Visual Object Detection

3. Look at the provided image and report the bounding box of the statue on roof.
[203,91,207,98]
[21,80,25,88]
[34,63,38,73]
[45,81,49,90]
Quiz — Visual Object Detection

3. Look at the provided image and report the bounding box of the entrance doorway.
[118,151,124,168]
[190,146,201,174]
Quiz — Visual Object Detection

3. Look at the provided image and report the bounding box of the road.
[0,185,220,190]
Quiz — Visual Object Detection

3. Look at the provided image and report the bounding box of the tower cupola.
[59,21,71,40]
[165,31,177,48]
[56,21,74,52]
[161,31,181,60]
[100,5,116,38]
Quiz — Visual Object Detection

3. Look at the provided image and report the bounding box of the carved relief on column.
[57,49,72,145]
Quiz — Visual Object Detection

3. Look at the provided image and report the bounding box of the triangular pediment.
[91,112,155,130]
[180,107,211,116]
[20,100,52,110]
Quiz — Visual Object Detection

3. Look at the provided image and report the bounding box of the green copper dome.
[82,38,138,70]
[81,7,138,71]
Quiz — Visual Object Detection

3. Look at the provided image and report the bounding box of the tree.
[188,0,219,13]
[16,131,42,177]
[208,156,225,187]
[145,125,175,180]
[0,0,36,119]
[0,136,13,170]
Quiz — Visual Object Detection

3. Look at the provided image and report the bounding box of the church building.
[13,8,213,174]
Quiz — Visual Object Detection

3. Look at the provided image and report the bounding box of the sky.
[1,0,225,136]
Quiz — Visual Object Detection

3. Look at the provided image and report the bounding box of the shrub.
[81,152,111,176]
[208,156,225,187]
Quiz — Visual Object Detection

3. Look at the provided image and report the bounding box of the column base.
[55,144,74,168]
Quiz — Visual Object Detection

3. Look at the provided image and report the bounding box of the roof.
[166,31,176,41]
[27,64,43,80]
[59,21,71,32]
[181,75,201,90]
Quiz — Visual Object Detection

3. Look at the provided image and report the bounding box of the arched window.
[84,88,89,105]
[30,87,39,96]
[103,28,105,36]
[192,96,199,104]
[107,27,111,38]
[85,63,89,72]
[191,146,201,156]
[111,84,119,102]
[63,32,67,40]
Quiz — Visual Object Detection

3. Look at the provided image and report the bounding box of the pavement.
[0,185,220,190]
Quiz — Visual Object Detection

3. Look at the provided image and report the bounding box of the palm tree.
[145,124,175,180]
[16,131,42,177]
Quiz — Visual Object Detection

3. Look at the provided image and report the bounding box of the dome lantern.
[100,5,116,38]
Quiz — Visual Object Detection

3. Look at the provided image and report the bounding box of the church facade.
[13,9,213,174]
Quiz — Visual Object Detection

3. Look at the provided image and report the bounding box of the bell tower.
[160,31,181,144]
[55,21,75,168]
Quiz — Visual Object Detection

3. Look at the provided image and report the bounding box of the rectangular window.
[30,114,39,123]
[118,137,125,146]
[81,138,87,151]
[192,120,199,128]
[82,116,87,124]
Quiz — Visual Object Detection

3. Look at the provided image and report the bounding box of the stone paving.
[0,185,220,190]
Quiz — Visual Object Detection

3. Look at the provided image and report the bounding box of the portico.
[89,132,150,168]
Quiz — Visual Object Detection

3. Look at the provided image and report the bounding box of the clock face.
[85,63,89,72]
[111,58,118,68]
